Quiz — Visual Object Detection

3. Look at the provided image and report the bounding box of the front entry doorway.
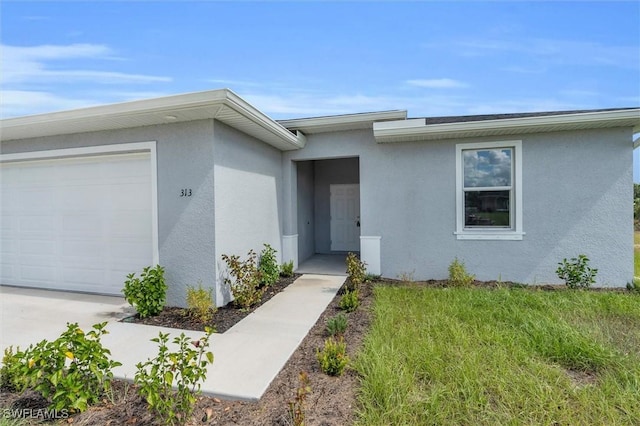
[330,184,360,252]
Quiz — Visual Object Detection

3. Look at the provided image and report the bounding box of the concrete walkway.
[1,274,345,401]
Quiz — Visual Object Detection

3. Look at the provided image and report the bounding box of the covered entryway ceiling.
[0,152,154,295]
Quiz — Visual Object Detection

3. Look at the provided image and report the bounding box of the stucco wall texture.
[285,127,633,286]
[2,119,634,307]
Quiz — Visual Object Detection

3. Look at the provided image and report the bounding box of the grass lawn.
[354,286,640,425]
[635,231,640,277]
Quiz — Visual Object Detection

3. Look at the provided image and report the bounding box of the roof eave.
[374,109,640,143]
[0,89,305,151]
[279,110,407,134]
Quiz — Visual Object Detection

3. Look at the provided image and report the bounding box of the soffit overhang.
[374,109,640,143]
[0,89,306,151]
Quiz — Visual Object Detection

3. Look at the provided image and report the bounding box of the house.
[1,89,638,306]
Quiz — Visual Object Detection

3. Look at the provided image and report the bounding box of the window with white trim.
[455,140,524,240]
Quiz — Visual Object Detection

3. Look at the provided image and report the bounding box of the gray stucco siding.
[212,121,284,305]
[2,120,218,306]
[284,127,633,286]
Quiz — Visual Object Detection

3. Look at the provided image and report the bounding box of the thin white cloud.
[0,43,171,85]
[0,90,100,118]
[406,78,469,89]
[446,37,639,70]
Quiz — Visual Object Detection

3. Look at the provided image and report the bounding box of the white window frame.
[455,140,524,240]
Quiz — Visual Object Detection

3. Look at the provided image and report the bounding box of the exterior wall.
[296,161,315,262]
[313,158,359,253]
[212,121,283,305]
[1,120,217,306]
[285,127,634,286]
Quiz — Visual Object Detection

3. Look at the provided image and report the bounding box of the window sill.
[454,231,525,241]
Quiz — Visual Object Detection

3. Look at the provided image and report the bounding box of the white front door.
[330,184,360,252]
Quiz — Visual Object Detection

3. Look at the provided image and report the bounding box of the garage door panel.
[62,215,103,236]
[0,152,154,295]
[20,240,55,256]
[21,265,56,282]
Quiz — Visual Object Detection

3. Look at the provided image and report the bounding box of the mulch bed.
[124,273,302,333]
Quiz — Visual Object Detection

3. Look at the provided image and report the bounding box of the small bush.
[556,254,598,289]
[326,313,348,337]
[288,371,311,426]
[346,252,367,289]
[123,265,167,318]
[339,288,360,313]
[317,337,349,376]
[9,322,121,413]
[627,277,640,293]
[448,257,475,287]
[0,346,22,392]
[135,328,214,425]
[364,273,381,283]
[259,244,280,287]
[222,250,263,309]
[186,282,216,323]
[280,260,294,278]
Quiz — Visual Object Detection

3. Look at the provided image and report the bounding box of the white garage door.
[0,152,154,295]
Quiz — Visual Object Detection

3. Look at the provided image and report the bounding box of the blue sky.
[2,1,638,121]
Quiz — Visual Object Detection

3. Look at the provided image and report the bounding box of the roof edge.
[374,108,640,142]
[279,110,407,134]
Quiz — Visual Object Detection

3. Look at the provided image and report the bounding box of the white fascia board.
[279,110,408,134]
[374,109,640,143]
[0,89,306,150]
[222,90,305,149]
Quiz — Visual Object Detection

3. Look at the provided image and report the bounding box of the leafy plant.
[258,244,280,287]
[448,257,475,287]
[317,337,349,376]
[326,313,348,337]
[135,328,214,425]
[339,288,360,313]
[345,252,367,289]
[627,277,640,293]
[221,250,263,309]
[280,260,294,278]
[0,346,22,392]
[556,255,598,289]
[9,322,120,413]
[364,273,381,283]
[186,282,216,323]
[123,265,167,318]
[288,371,311,426]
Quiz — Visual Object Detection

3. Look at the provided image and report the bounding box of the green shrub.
[339,288,360,313]
[316,337,349,376]
[186,282,216,323]
[221,250,263,309]
[0,346,22,392]
[9,322,120,413]
[448,257,475,287]
[123,265,167,318]
[326,313,348,337]
[627,277,640,293]
[288,371,311,426]
[345,252,367,289]
[258,244,279,287]
[135,329,214,425]
[280,260,294,278]
[556,254,598,289]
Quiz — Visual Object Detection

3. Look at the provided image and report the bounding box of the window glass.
[463,149,512,188]
[463,148,513,228]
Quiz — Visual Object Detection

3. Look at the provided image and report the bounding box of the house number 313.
[180,189,192,197]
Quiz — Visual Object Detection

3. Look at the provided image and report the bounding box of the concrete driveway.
[0,285,133,354]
